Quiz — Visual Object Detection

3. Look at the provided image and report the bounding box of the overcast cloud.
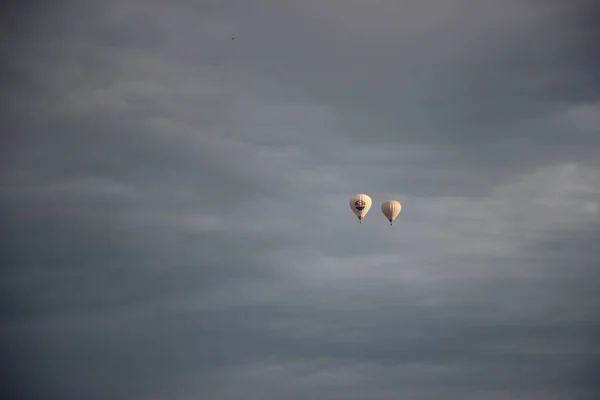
[1,0,600,399]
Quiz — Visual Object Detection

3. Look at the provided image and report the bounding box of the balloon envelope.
[381,200,402,225]
[349,194,372,223]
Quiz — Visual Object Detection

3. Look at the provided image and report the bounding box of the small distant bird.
[232,37,235,40]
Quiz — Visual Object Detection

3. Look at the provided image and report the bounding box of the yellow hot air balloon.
[349,194,372,224]
[381,200,401,226]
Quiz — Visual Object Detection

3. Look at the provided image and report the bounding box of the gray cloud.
[2,0,599,399]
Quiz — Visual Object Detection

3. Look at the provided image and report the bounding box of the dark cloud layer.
[2,1,600,399]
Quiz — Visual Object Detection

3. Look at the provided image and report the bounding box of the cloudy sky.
[1,0,599,399]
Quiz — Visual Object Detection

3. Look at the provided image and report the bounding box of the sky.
[1,0,599,399]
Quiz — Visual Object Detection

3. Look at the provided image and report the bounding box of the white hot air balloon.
[349,194,372,224]
[381,200,402,226]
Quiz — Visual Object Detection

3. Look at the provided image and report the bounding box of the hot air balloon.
[381,200,401,225]
[349,194,372,224]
